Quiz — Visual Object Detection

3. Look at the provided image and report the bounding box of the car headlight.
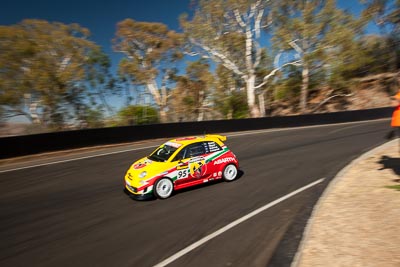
[139,171,147,178]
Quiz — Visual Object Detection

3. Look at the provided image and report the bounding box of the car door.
[172,142,208,185]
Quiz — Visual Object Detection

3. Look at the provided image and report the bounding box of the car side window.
[206,141,222,153]
[187,143,206,157]
[173,148,186,161]
[172,142,206,161]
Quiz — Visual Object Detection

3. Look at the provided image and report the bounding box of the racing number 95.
[178,169,188,179]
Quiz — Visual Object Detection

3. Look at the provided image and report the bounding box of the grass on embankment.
[385,185,400,191]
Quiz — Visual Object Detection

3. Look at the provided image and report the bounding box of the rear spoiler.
[205,134,227,142]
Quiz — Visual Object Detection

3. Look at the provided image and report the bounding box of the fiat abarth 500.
[124,134,239,200]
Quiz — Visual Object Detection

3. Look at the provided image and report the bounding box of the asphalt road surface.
[0,119,390,267]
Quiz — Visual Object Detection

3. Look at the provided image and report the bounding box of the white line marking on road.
[0,145,157,174]
[327,124,365,135]
[153,178,325,267]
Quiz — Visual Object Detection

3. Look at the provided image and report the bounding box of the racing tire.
[154,178,174,199]
[222,164,238,182]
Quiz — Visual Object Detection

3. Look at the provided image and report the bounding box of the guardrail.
[0,107,392,159]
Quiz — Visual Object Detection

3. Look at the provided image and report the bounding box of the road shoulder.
[293,139,400,267]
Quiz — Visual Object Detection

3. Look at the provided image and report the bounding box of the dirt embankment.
[270,72,399,116]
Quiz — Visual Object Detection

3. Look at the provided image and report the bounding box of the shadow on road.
[378,156,400,181]
[123,169,246,201]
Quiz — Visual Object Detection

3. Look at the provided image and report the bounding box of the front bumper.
[124,186,154,201]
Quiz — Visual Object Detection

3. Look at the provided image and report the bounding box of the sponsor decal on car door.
[189,157,207,178]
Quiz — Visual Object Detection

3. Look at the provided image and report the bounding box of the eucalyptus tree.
[85,49,117,117]
[0,19,112,127]
[181,0,289,118]
[272,0,362,113]
[361,0,400,34]
[113,19,183,123]
[172,59,214,121]
[213,64,248,119]
[117,105,159,126]
[361,0,400,72]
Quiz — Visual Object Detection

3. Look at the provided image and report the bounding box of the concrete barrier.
[0,107,392,159]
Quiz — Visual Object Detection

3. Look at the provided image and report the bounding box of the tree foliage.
[213,64,249,119]
[2,1,400,132]
[272,0,364,113]
[85,48,117,116]
[113,19,183,122]
[0,19,113,127]
[171,59,214,121]
[361,0,400,71]
[81,107,105,128]
[117,105,159,125]
[181,0,278,118]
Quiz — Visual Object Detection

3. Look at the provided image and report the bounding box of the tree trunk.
[197,110,204,121]
[246,74,261,118]
[159,108,167,123]
[29,102,41,124]
[300,64,309,114]
[147,81,168,123]
[197,89,205,121]
[258,92,266,117]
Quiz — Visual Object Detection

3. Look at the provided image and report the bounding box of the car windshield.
[148,144,178,162]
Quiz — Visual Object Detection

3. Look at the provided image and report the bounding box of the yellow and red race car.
[124,134,239,200]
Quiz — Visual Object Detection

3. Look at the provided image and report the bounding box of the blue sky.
[1,0,369,73]
[1,0,373,119]
[2,0,191,73]
[2,0,192,115]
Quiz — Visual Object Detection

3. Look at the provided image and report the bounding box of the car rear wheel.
[154,178,174,199]
[222,164,238,182]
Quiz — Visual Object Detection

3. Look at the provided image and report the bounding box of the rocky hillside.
[270,72,399,116]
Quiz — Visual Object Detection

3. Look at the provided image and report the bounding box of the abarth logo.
[190,159,207,178]
[213,157,235,165]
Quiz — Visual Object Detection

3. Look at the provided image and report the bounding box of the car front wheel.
[222,164,238,182]
[154,178,174,199]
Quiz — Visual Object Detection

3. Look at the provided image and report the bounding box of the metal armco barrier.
[0,107,392,159]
